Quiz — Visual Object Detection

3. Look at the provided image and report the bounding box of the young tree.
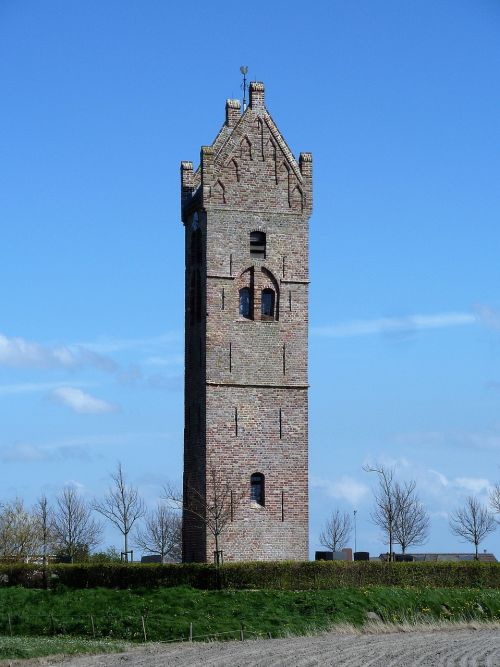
[393,481,430,554]
[93,462,145,561]
[489,483,500,518]
[134,503,181,563]
[53,486,102,562]
[34,495,55,566]
[449,496,496,560]
[363,464,398,561]
[319,509,352,553]
[166,462,244,566]
[0,499,39,561]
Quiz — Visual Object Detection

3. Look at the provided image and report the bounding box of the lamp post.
[353,509,357,553]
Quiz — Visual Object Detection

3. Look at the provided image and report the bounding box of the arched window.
[250,473,265,506]
[239,287,252,319]
[261,288,275,320]
[250,231,266,258]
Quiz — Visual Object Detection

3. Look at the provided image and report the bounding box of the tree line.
[320,465,499,560]
[0,463,181,564]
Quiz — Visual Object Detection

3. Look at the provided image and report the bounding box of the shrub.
[0,560,498,590]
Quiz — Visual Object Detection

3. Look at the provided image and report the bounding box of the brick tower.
[181,82,312,562]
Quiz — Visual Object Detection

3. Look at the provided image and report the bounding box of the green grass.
[0,585,499,646]
[0,635,129,660]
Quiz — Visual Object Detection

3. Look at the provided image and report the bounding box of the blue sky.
[1,0,500,558]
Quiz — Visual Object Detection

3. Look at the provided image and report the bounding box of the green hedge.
[1,561,499,590]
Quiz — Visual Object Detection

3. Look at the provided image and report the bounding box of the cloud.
[474,304,500,330]
[0,333,118,372]
[396,430,500,452]
[311,475,369,505]
[454,477,491,494]
[78,332,182,354]
[312,312,476,338]
[0,442,90,463]
[0,381,92,396]
[50,387,118,414]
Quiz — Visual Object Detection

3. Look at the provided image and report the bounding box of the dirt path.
[15,627,500,667]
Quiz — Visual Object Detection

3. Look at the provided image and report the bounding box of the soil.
[6,627,500,667]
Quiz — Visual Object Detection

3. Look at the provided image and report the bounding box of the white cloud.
[51,387,117,414]
[0,442,90,463]
[78,331,182,354]
[474,304,500,330]
[0,381,92,396]
[0,333,117,372]
[311,475,369,505]
[312,312,476,338]
[454,477,491,494]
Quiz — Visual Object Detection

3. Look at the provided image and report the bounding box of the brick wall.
[181,83,312,562]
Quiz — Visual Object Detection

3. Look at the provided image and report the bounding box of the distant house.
[379,553,497,563]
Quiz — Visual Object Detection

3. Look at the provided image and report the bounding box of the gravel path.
[16,628,500,667]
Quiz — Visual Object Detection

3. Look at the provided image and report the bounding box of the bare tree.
[363,464,398,561]
[319,509,352,553]
[393,481,429,554]
[449,496,496,560]
[134,503,181,563]
[34,495,55,565]
[489,483,500,518]
[165,462,244,566]
[0,499,39,561]
[53,486,102,562]
[93,462,145,561]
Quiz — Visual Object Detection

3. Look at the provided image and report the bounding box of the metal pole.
[353,509,357,553]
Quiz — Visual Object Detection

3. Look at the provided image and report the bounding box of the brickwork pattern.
[181,83,312,562]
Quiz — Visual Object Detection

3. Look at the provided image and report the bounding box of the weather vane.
[240,65,248,111]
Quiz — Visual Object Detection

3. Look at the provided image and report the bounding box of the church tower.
[181,82,312,562]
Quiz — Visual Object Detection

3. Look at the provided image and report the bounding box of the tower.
[181,82,312,562]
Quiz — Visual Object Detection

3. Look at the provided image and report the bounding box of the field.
[0,585,499,646]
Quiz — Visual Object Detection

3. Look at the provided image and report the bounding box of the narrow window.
[282,343,286,375]
[279,408,282,439]
[229,253,233,275]
[261,289,275,321]
[288,290,292,311]
[250,231,266,258]
[230,490,234,522]
[229,342,232,372]
[234,407,238,436]
[239,287,252,319]
[282,255,286,278]
[281,490,285,522]
[250,473,265,506]
[221,288,225,310]
[191,228,202,265]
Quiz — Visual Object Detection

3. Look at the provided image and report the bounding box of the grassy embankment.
[0,585,499,655]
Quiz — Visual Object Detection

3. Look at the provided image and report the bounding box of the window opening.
[229,342,232,372]
[250,231,266,258]
[288,290,292,311]
[279,408,282,439]
[221,288,225,310]
[239,287,252,319]
[281,490,285,521]
[250,473,265,506]
[234,407,238,436]
[282,343,286,375]
[261,289,275,320]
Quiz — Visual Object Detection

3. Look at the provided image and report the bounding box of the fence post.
[90,615,96,638]
[240,623,244,641]
[141,616,147,642]
[189,622,193,642]
[8,613,12,636]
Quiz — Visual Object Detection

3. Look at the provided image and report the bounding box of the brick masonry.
[181,82,312,562]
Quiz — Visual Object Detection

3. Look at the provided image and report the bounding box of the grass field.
[0,636,129,661]
[0,585,499,646]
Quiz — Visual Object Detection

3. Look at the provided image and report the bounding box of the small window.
[250,231,266,258]
[261,288,275,320]
[239,287,252,319]
[250,473,265,506]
